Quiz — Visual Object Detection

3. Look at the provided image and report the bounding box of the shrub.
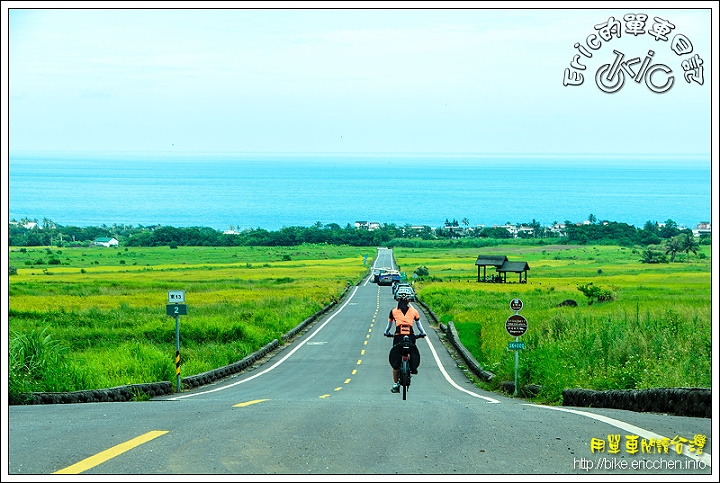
[414,265,430,277]
[577,283,616,305]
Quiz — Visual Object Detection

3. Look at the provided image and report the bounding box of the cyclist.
[384,293,427,393]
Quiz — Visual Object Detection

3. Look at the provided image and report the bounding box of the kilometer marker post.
[167,290,188,393]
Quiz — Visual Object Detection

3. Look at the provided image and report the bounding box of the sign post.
[506,299,527,396]
[167,290,187,393]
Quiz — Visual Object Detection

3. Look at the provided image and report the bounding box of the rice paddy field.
[7,242,713,404]
[8,244,370,396]
[393,243,712,402]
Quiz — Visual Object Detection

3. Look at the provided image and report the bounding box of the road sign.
[508,341,525,350]
[505,314,528,336]
[168,290,185,303]
[510,298,523,311]
[166,304,188,316]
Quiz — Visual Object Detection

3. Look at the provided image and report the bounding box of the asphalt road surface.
[6,248,713,477]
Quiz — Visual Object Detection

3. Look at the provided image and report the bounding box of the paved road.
[7,249,713,476]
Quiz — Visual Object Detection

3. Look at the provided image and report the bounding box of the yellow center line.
[361,350,365,355]
[334,387,342,391]
[319,394,330,398]
[233,399,270,407]
[344,378,351,384]
[356,359,362,365]
[53,430,168,474]
[352,369,357,375]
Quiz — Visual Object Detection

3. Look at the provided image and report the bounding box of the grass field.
[8,244,370,396]
[393,243,711,403]
[8,242,712,404]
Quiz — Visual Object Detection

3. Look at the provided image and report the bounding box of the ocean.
[7,153,712,232]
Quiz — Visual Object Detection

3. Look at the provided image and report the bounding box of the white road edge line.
[419,334,500,404]
[526,404,712,467]
[169,286,360,400]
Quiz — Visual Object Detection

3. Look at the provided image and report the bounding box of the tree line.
[8,216,710,251]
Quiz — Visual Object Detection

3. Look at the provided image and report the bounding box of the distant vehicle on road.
[377,269,401,286]
[392,282,411,296]
[372,267,393,283]
[393,284,416,301]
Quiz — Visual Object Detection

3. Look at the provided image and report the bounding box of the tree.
[664,236,682,262]
[588,214,597,224]
[659,219,679,238]
[479,227,512,239]
[643,220,659,234]
[530,219,542,238]
[680,233,699,256]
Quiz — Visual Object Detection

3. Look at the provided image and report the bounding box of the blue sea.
[7,153,712,232]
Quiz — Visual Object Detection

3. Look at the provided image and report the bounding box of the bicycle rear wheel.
[400,359,411,400]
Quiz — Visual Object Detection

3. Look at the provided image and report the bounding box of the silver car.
[394,285,416,301]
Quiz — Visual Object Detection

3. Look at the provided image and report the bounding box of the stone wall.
[562,387,711,418]
[12,382,173,405]
[414,298,710,419]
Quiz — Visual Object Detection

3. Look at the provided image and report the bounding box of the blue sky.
[3,3,717,158]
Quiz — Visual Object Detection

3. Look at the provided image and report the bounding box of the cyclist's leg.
[409,333,420,373]
[389,339,401,392]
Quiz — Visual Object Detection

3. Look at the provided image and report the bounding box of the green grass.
[8,242,711,405]
[8,244,371,395]
[396,244,711,403]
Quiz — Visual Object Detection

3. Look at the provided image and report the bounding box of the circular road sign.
[510,298,523,311]
[506,314,528,337]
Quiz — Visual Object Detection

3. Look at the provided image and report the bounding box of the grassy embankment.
[8,242,711,405]
[8,244,370,396]
[394,243,711,403]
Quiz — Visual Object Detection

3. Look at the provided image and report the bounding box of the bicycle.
[386,333,425,400]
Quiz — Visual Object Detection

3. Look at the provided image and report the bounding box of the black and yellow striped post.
[175,349,181,393]
[173,313,181,393]
[166,299,187,393]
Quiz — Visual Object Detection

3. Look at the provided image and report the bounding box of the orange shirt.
[389,305,420,335]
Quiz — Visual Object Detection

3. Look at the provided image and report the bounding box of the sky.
[2,2,717,159]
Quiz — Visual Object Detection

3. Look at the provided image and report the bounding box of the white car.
[394,285,416,301]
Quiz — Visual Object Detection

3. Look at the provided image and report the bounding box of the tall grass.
[400,244,711,403]
[8,242,711,405]
[8,245,369,397]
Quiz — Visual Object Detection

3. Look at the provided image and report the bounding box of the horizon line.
[8,150,712,159]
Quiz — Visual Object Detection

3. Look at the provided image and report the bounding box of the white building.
[693,222,711,237]
[95,237,119,247]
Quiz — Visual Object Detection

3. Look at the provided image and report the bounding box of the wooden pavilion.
[496,261,530,283]
[475,255,530,283]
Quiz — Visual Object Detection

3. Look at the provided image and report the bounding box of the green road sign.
[508,341,525,350]
[166,304,188,316]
